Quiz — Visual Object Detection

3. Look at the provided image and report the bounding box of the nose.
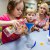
[41,8,44,11]
[30,16,33,19]
[19,10,22,14]
[30,16,33,18]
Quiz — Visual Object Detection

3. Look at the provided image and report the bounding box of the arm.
[0,20,20,27]
[0,20,13,26]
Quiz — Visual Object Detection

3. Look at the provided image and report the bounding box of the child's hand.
[31,26,40,32]
[34,21,38,25]
[17,25,28,35]
[11,20,20,29]
[43,26,48,31]
[31,27,35,32]
[34,27,40,32]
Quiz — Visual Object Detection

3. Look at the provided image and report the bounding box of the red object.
[9,33,21,40]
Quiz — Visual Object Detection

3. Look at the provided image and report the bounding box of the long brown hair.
[7,0,25,16]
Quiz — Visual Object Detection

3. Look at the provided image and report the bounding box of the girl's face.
[39,4,46,15]
[26,12,35,22]
[11,2,24,17]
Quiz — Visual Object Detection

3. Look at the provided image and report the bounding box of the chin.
[16,15,21,17]
[29,20,33,22]
[16,16,20,18]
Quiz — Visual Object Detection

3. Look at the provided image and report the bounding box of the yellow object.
[0,32,2,39]
[0,27,2,31]
[40,42,44,46]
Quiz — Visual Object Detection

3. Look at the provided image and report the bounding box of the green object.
[0,39,2,45]
[0,27,2,31]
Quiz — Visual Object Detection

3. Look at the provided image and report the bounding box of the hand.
[34,27,40,32]
[43,26,48,31]
[17,25,28,35]
[34,21,38,25]
[11,20,20,30]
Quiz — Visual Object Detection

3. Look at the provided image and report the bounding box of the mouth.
[29,19,33,21]
[30,18,32,20]
[17,14,21,17]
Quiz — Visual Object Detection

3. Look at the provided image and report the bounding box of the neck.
[8,14,16,20]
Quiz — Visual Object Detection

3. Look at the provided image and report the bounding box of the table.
[0,29,50,50]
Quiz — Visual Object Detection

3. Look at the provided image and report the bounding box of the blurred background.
[0,0,50,15]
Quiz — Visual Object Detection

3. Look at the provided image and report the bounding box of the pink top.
[0,13,21,44]
[36,14,49,27]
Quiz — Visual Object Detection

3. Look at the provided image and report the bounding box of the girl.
[0,0,27,44]
[36,3,49,31]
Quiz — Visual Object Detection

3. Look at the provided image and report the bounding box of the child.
[23,8,37,48]
[26,8,40,32]
[0,0,28,44]
[36,3,49,31]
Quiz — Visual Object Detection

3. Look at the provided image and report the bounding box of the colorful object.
[25,23,34,32]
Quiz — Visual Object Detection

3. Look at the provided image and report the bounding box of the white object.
[47,36,50,45]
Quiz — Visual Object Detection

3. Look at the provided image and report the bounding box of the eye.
[43,8,46,10]
[16,8,20,11]
[40,7,43,9]
[32,14,34,16]
[40,7,46,10]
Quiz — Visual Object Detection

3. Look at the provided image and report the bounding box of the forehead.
[40,4,46,8]
[15,2,24,8]
[27,12,35,14]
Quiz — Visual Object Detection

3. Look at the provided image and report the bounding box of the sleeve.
[0,15,5,20]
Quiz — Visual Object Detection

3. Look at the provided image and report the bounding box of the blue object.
[49,30,50,36]
[25,23,34,32]
[48,25,50,30]
[31,41,36,49]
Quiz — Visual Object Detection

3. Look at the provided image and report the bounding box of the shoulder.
[0,13,10,21]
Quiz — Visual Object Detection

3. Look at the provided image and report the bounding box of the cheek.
[43,10,46,13]
[14,9,18,13]
[26,15,29,18]
[12,9,17,15]
[12,10,19,17]
[39,9,41,13]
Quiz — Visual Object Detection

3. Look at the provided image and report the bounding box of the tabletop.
[0,29,50,50]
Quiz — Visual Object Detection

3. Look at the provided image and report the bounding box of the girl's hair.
[25,8,36,15]
[39,2,49,15]
[26,8,36,14]
[7,0,25,14]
